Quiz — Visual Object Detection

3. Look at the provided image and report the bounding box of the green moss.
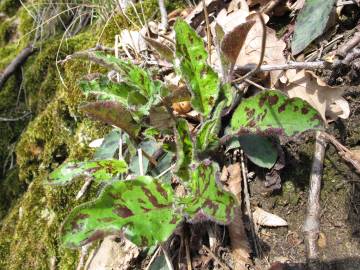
[0,168,26,220]
[0,0,21,17]
[0,1,179,267]
[0,18,16,47]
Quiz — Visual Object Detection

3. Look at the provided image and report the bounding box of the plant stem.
[304,131,327,263]
[158,0,168,30]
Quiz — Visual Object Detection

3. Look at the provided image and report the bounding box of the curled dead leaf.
[220,20,256,65]
[253,207,288,227]
[234,12,286,87]
[282,69,347,122]
[172,101,192,114]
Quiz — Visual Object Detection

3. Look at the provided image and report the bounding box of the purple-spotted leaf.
[79,76,131,106]
[80,101,140,138]
[174,20,220,117]
[195,101,224,154]
[174,119,194,181]
[230,90,323,137]
[49,159,128,185]
[182,161,236,224]
[61,176,182,248]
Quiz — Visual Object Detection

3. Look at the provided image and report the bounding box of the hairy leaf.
[79,76,131,105]
[80,101,140,138]
[49,159,128,185]
[174,119,194,181]
[94,129,121,160]
[182,161,236,224]
[292,0,336,55]
[61,176,181,248]
[92,52,158,97]
[230,90,323,136]
[174,20,220,117]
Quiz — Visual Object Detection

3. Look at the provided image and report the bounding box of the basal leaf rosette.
[61,176,181,248]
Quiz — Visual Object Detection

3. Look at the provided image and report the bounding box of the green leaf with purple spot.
[80,101,140,138]
[230,90,323,137]
[174,119,194,181]
[61,176,181,248]
[49,159,128,185]
[79,76,131,105]
[195,101,224,154]
[174,20,220,117]
[90,52,157,97]
[181,161,236,224]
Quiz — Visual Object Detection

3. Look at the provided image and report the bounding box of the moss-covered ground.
[0,1,186,269]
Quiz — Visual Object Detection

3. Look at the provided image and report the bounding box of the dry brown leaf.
[119,29,147,55]
[143,36,174,62]
[185,0,227,29]
[253,207,288,227]
[290,0,306,11]
[87,236,139,270]
[349,148,360,167]
[172,101,192,114]
[235,13,286,87]
[215,9,249,33]
[221,20,256,65]
[282,69,347,122]
[318,232,327,248]
[224,164,251,270]
[228,0,249,12]
[326,97,350,121]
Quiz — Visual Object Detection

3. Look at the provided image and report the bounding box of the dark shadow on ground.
[274,257,360,270]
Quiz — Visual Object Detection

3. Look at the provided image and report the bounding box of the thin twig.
[202,245,230,270]
[321,132,360,173]
[158,0,168,30]
[185,234,192,270]
[161,244,174,270]
[232,12,266,84]
[156,164,176,178]
[0,112,31,122]
[76,243,91,270]
[234,61,328,74]
[336,32,360,58]
[240,150,261,257]
[304,131,327,262]
[138,148,144,176]
[144,246,161,270]
[0,46,36,89]
[202,0,212,64]
[76,176,93,200]
[244,78,266,90]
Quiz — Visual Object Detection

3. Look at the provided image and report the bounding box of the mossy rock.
[0,0,188,267]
